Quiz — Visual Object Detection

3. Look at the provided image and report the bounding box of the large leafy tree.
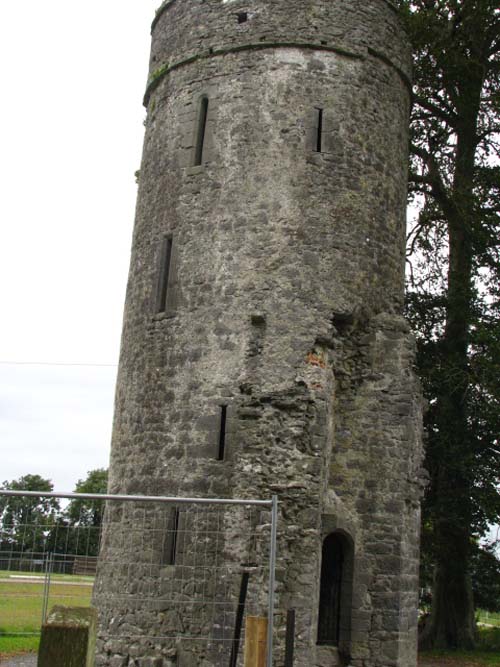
[66,468,108,557]
[48,468,108,558]
[470,541,500,612]
[0,474,59,556]
[1,471,108,565]
[66,468,108,528]
[400,0,500,650]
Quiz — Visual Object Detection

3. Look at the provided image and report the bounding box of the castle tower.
[96,1,423,666]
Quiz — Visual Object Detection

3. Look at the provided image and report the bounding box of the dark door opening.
[318,532,345,645]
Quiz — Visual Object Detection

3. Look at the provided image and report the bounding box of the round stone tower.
[96,1,423,666]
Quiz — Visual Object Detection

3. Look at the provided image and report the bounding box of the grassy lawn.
[1,577,499,665]
[477,610,500,628]
[419,627,500,666]
[419,654,500,666]
[0,570,94,584]
[0,571,93,657]
[0,635,39,657]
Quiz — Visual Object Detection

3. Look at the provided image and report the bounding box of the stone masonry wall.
[96,2,423,666]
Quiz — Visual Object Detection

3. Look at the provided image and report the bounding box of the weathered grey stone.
[137,659,164,667]
[95,1,424,666]
[109,657,128,667]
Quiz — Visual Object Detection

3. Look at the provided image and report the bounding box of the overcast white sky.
[0,1,159,490]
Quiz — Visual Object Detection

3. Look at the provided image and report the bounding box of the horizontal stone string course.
[367,47,412,92]
[143,42,414,109]
[143,42,366,107]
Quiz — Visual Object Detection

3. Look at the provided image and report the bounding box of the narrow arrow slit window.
[315,107,323,153]
[169,507,180,565]
[194,96,209,166]
[156,236,173,314]
[218,405,227,461]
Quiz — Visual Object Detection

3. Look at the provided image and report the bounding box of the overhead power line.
[0,361,117,368]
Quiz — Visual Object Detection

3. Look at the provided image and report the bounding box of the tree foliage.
[0,474,59,554]
[0,470,108,562]
[65,468,108,557]
[400,0,500,650]
[471,541,500,612]
[67,468,108,527]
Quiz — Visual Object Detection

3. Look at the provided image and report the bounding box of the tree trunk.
[406,0,498,651]
[421,110,479,649]
[421,525,476,649]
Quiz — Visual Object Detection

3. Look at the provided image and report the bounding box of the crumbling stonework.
[96,1,424,666]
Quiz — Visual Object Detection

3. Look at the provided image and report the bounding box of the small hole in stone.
[251,313,266,327]
[237,12,248,24]
[321,40,327,45]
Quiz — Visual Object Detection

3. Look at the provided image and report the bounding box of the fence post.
[41,552,53,624]
[266,495,278,667]
[229,571,250,667]
[284,609,295,667]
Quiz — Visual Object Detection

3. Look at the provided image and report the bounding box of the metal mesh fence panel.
[0,492,104,636]
[0,491,277,666]
[95,499,274,666]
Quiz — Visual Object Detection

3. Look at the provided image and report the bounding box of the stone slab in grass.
[38,606,97,667]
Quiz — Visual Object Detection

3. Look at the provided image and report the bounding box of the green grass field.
[418,627,500,666]
[0,570,93,656]
[477,610,500,628]
[1,574,500,664]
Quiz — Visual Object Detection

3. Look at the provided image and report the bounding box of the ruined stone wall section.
[329,314,424,666]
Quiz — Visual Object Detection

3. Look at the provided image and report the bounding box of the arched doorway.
[317,531,354,649]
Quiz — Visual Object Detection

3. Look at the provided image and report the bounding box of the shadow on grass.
[419,627,500,666]
[477,626,500,651]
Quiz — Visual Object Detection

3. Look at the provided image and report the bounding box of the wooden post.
[284,609,295,667]
[244,616,268,667]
